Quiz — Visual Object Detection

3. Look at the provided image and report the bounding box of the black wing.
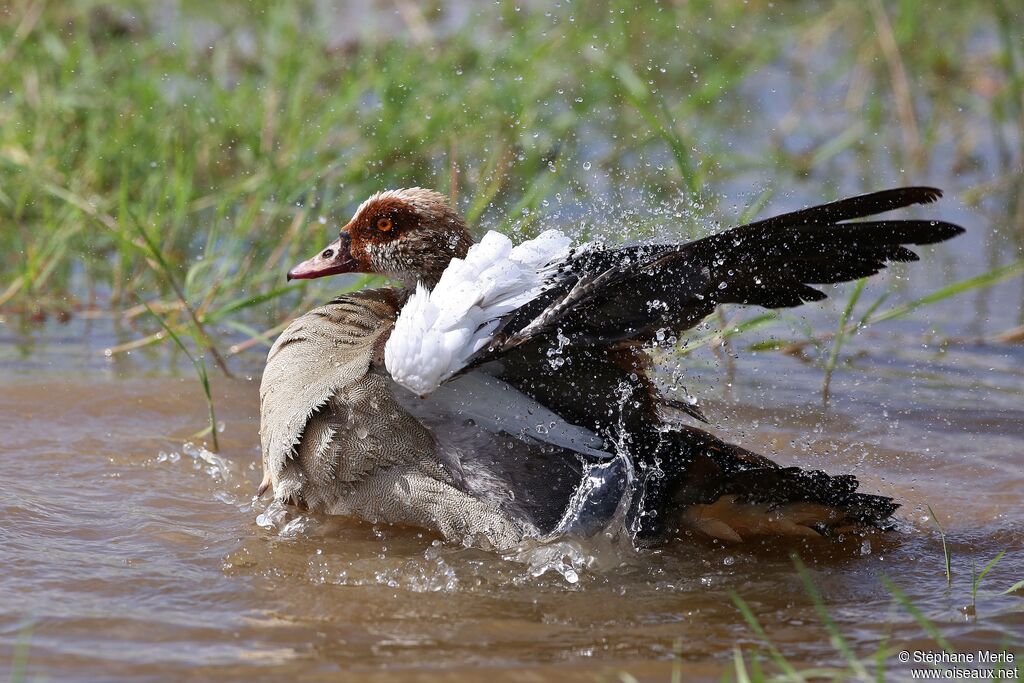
[471,186,963,357]
[472,187,957,543]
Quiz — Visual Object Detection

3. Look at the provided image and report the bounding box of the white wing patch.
[385,229,573,396]
[394,371,608,459]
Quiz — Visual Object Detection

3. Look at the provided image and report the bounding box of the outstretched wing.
[473,186,963,355]
[385,186,963,398]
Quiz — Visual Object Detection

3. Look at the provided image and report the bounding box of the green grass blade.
[125,207,233,379]
[203,284,304,324]
[976,549,1006,587]
[684,312,778,354]
[823,277,867,401]
[143,301,220,452]
[869,260,1024,325]
[10,624,33,683]
[792,555,870,679]
[732,647,752,683]
[926,504,952,586]
[730,592,801,678]
[738,187,776,224]
[973,549,1007,608]
[855,291,890,331]
[879,575,954,653]
[670,639,683,683]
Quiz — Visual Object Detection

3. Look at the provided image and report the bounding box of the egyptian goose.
[259,187,964,550]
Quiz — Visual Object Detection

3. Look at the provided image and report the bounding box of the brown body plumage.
[259,289,535,549]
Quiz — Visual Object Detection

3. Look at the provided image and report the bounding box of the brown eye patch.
[376,217,393,232]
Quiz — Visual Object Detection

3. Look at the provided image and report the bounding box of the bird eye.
[376,217,393,232]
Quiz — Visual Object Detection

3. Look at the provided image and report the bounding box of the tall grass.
[0,0,1022,419]
[143,301,220,452]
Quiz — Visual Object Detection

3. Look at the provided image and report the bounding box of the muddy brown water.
[1,297,1022,682]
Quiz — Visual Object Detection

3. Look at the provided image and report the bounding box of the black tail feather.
[723,466,900,526]
[629,426,899,544]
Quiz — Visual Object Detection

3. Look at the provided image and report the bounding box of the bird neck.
[392,268,444,292]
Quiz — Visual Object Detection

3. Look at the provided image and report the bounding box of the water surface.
[1,308,1021,682]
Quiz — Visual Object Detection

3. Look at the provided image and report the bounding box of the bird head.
[287,188,471,288]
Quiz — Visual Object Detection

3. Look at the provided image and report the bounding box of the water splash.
[254,498,312,537]
[182,442,232,481]
[305,540,461,592]
[155,441,233,481]
[514,540,594,584]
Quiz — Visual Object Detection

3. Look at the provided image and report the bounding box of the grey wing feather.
[289,371,449,512]
[258,290,401,496]
[258,289,537,547]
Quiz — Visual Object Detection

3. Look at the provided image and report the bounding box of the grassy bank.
[3,0,1022,442]
[2,1,1020,331]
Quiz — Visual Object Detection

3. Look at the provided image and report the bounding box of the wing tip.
[917,220,966,244]
[907,186,944,205]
